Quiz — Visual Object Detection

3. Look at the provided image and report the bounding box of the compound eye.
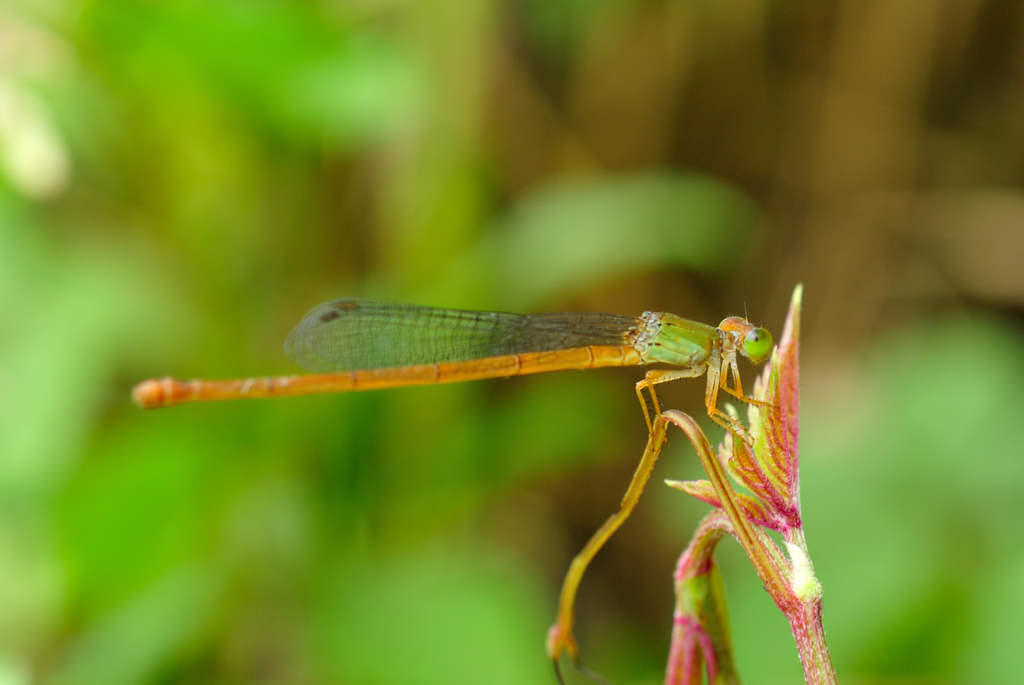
[743,327,773,362]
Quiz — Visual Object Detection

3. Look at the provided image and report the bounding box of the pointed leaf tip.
[779,284,802,352]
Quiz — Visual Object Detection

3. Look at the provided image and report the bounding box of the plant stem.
[788,596,837,685]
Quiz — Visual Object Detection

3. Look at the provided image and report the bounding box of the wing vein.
[284,300,638,372]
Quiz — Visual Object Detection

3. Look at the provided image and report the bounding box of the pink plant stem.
[789,596,837,685]
[665,615,706,685]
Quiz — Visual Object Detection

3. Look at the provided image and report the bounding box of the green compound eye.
[743,327,773,362]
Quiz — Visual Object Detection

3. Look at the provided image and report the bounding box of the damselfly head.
[719,316,773,364]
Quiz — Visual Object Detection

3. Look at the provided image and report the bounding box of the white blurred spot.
[0,77,70,199]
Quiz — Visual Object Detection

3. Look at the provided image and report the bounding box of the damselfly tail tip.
[132,379,164,409]
[132,377,187,409]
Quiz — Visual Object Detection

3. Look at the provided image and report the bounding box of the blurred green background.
[2,1,1024,683]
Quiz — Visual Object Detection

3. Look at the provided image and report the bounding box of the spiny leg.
[719,384,772,409]
[635,368,705,433]
[704,362,755,443]
[634,382,656,435]
[709,407,754,444]
[717,360,772,409]
[547,414,671,672]
[639,366,752,442]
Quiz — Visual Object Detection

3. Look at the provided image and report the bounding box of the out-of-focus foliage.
[2,0,1024,683]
